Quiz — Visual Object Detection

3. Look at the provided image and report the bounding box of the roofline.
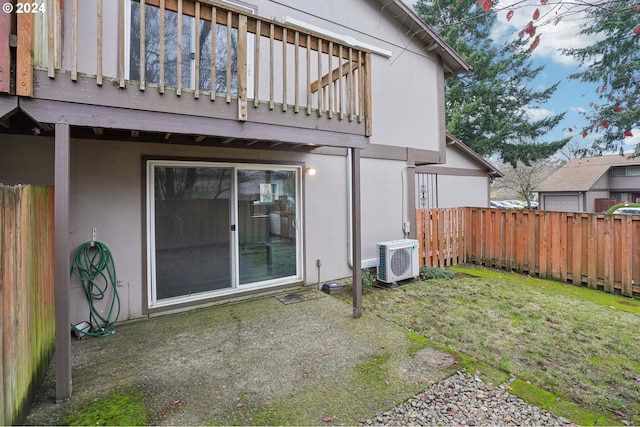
[446,133,503,177]
[375,0,472,77]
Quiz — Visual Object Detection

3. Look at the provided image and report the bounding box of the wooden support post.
[237,14,247,121]
[351,148,362,319]
[364,52,372,136]
[55,121,72,400]
[17,11,34,96]
[306,34,311,115]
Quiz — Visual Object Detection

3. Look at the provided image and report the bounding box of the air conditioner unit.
[377,239,419,284]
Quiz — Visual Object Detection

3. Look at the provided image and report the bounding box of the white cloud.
[525,107,554,121]
[571,106,587,114]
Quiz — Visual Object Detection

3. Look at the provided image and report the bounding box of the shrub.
[606,202,640,214]
[361,268,377,286]
[420,266,454,280]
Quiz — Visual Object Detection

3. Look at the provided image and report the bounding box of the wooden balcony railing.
[12,0,373,135]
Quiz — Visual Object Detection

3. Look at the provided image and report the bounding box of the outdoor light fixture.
[305,167,317,176]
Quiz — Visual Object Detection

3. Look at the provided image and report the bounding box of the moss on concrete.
[548,400,601,426]
[509,379,556,409]
[63,388,147,426]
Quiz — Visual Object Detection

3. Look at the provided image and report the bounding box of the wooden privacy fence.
[1,185,56,426]
[417,207,640,297]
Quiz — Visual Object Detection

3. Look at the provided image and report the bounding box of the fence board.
[418,207,639,298]
[1,186,55,425]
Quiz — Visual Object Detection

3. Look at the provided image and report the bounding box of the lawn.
[360,266,640,425]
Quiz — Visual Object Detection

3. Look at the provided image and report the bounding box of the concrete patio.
[24,290,458,425]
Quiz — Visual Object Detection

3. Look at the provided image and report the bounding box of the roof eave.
[375,0,471,77]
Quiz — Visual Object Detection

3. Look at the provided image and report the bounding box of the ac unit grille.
[390,248,411,276]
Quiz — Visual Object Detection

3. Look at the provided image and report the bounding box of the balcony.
[1,0,373,146]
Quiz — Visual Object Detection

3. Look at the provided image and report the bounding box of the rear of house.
[1,0,473,323]
[536,155,640,212]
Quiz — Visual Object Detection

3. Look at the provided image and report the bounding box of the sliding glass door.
[150,163,234,301]
[147,161,301,307]
[237,169,298,285]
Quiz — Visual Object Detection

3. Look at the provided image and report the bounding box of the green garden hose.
[70,241,121,338]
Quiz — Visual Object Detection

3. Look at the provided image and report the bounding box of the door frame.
[145,159,303,309]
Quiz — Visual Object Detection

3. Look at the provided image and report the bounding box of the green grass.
[363,266,640,425]
[63,388,147,426]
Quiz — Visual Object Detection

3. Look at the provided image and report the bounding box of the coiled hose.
[70,241,121,337]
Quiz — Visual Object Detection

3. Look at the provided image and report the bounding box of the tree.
[492,159,560,206]
[469,0,639,156]
[415,0,569,166]
[562,2,639,156]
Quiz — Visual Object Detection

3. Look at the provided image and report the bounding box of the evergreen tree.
[415,0,569,166]
[562,2,640,155]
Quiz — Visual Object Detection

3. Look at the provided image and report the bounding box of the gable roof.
[373,0,471,77]
[446,133,503,177]
[535,155,640,192]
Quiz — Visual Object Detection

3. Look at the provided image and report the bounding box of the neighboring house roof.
[535,155,640,192]
[445,133,504,177]
[374,0,471,76]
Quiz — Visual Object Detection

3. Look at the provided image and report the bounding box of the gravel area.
[363,371,573,426]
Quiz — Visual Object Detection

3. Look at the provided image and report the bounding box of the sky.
[402,0,640,158]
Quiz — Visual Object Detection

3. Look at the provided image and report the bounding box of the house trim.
[314,144,442,164]
[19,96,369,148]
[416,166,491,177]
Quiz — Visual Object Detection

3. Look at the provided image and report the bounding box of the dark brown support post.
[351,147,362,318]
[55,121,72,400]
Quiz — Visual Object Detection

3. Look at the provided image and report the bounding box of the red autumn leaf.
[614,106,622,112]
[624,130,633,137]
[170,400,182,406]
[634,377,640,382]
[582,131,588,138]
[568,127,573,132]
[541,0,548,4]
[634,24,640,34]
[614,410,626,417]
[483,0,492,12]
[523,21,536,37]
[602,121,609,129]
[322,416,334,422]
[236,403,244,408]
[322,351,329,357]
[632,4,639,10]
[529,35,541,51]
[506,10,514,21]
[532,8,540,20]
